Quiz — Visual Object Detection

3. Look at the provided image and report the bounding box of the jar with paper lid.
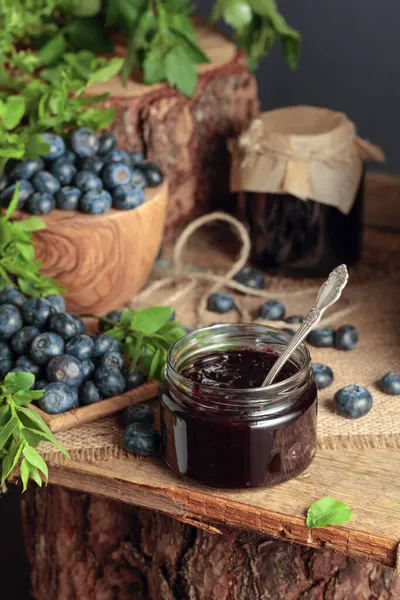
[229,106,384,277]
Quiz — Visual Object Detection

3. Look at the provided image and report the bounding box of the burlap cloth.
[39,216,400,466]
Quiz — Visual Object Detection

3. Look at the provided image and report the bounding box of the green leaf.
[88,58,124,85]
[0,405,11,428]
[24,134,51,159]
[1,440,23,485]
[4,97,26,130]
[71,0,102,17]
[164,46,198,97]
[120,308,133,326]
[283,36,300,70]
[22,446,48,482]
[4,372,35,393]
[28,464,43,487]
[65,19,114,53]
[13,389,44,406]
[21,427,47,448]
[143,52,166,85]
[0,417,18,451]
[79,108,115,130]
[222,0,253,28]
[306,497,352,529]
[19,458,30,492]
[38,34,66,65]
[130,306,174,335]
[14,242,34,262]
[16,407,70,458]
[149,349,160,380]
[0,222,11,249]
[13,216,46,232]
[129,332,143,371]
[170,29,210,65]
[4,183,20,220]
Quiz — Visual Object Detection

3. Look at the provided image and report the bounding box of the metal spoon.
[262,264,349,387]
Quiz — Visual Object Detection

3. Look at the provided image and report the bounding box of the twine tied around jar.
[130,211,357,329]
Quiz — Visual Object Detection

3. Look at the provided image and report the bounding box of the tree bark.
[21,485,400,600]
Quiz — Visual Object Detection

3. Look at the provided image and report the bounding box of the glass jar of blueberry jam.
[161,324,317,488]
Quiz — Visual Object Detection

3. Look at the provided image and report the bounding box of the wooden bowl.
[32,182,168,314]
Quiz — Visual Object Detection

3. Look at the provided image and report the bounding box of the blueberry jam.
[161,335,317,489]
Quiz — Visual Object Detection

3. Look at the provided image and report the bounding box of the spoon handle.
[261,265,349,387]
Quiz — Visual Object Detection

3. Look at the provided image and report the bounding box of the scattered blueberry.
[51,159,77,185]
[80,156,104,174]
[259,300,285,321]
[42,133,65,160]
[0,286,26,308]
[38,382,76,414]
[99,310,122,332]
[207,293,236,314]
[80,359,95,381]
[48,313,79,340]
[119,403,154,428]
[15,355,42,377]
[0,304,23,339]
[308,326,335,348]
[98,351,124,370]
[129,151,145,166]
[32,171,61,195]
[97,132,117,156]
[335,325,359,351]
[282,327,295,335]
[0,359,13,379]
[47,354,83,387]
[79,190,112,214]
[234,267,265,290]
[112,184,144,210]
[312,363,334,389]
[65,334,94,361]
[11,326,40,355]
[123,423,160,456]
[45,295,66,313]
[103,149,130,165]
[30,332,65,365]
[0,180,34,209]
[379,372,400,396]
[130,169,147,189]
[56,186,81,210]
[93,333,115,357]
[79,381,102,405]
[11,158,44,181]
[71,128,99,158]
[102,163,132,189]
[26,192,55,215]
[285,315,303,325]
[140,162,163,187]
[75,171,103,193]
[22,298,53,328]
[95,366,125,398]
[334,385,372,419]
[122,367,147,391]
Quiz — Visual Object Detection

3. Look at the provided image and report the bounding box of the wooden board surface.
[48,446,400,569]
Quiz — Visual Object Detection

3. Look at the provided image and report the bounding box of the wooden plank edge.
[48,461,398,568]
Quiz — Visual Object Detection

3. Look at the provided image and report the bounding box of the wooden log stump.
[88,23,259,239]
[21,485,400,600]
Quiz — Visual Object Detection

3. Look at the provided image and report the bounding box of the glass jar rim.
[166,323,312,400]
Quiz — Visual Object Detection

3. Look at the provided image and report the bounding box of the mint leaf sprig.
[0,185,65,297]
[84,306,186,383]
[306,496,352,529]
[0,371,69,491]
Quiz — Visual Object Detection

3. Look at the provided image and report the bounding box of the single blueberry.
[0,286,26,308]
[131,169,147,189]
[312,363,334,389]
[234,267,265,291]
[98,351,124,370]
[334,385,373,419]
[0,358,13,379]
[47,354,83,387]
[103,149,130,165]
[99,310,122,332]
[307,326,335,348]
[140,162,163,187]
[45,294,66,313]
[0,180,34,209]
[50,159,77,185]
[70,128,99,158]
[26,192,55,215]
[207,293,236,314]
[97,132,117,156]
[122,367,147,391]
[30,332,65,365]
[79,190,112,214]
[112,184,144,210]
[70,386,79,408]
[48,313,79,340]
[11,326,40,355]
[80,380,103,405]
[95,366,126,398]
[42,133,66,160]
[129,151,145,166]
[34,379,48,391]
[65,334,94,361]
[56,186,82,210]
[15,355,42,377]
[11,158,44,181]
[59,149,77,163]
[119,403,154,427]
[75,171,103,193]
[259,300,285,321]
[80,359,95,381]
[379,372,400,396]
[93,333,114,357]
[0,340,13,363]
[69,314,86,335]
[22,298,53,328]
[335,325,359,351]
[0,304,23,339]
[80,156,104,174]
[102,163,132,189]
[109,338,124,354]
[32,171,61,195]
[285,315,303,325]
[123,423,160,456]
[38,382,76,414]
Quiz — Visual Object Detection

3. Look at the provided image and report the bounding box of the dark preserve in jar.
[161,324,317,488]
